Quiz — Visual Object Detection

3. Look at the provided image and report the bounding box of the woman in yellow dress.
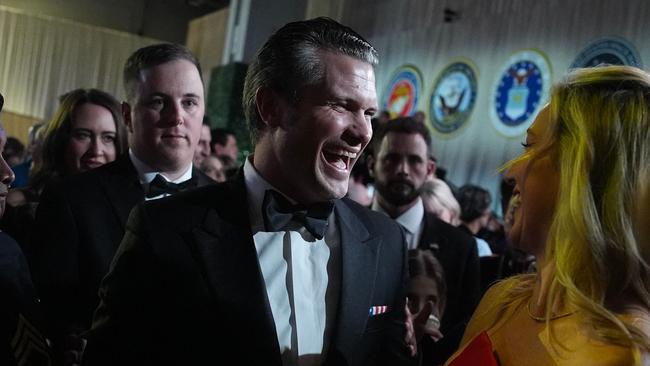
[447,65,650,365]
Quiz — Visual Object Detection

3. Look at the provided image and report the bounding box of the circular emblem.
[571,36,642,68]
[428,61,478,135]
[382,65,423,118]
[490,50,551,137]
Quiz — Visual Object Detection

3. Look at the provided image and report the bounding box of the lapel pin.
[369,305,389,316]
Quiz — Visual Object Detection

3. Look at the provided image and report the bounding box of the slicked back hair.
[243,17,378,144]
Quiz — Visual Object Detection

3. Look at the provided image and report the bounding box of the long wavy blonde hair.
[496,65,650,359]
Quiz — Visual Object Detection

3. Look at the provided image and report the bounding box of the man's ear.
[255,87,285,129]
[122,102,133,133]
[367,154,376,178]
[427,157,437,179]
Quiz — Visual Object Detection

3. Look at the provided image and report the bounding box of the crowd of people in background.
[1,15,650,366]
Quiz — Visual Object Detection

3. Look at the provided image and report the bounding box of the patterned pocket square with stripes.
[368,305,389,316]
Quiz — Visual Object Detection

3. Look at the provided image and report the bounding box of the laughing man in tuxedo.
[83,17,415,366]
[30,43,214,361]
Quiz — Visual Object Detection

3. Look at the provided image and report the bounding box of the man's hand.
[63,333,87,366]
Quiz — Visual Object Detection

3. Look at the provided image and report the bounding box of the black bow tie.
[146,174,197,198]
[262,190,335,240]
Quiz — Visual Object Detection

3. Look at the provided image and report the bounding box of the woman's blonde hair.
[498,65,650,358]
[420,178,461,226]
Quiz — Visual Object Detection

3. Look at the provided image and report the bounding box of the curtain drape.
[0,6,159,124]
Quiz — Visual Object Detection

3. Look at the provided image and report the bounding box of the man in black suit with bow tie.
[30,43,214,362]
[83,18,415,366]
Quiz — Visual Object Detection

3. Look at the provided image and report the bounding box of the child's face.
[407,275,444,320]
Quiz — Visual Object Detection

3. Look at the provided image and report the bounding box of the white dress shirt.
[475,237,493,257]
[372,197,424,250]
[128,150,193,200]
[244,158,340,366]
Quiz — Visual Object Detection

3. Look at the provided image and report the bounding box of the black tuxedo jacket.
[0,232,52,365]
[418,212,480,364]
[30,156,214,347]
[82,175,414,366]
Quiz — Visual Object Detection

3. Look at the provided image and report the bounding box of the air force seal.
[428,61,477,135]
[382,65,423,118]
[490,50,551,137]
[571,36,642,68]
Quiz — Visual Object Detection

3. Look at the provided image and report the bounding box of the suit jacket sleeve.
[459,238,480,326]
[82,203,157,366]
[30,181,84,353]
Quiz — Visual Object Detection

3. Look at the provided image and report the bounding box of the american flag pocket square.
[368,305,389,316]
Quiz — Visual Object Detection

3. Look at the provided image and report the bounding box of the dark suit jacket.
[0,232,51,366]
[30,156,214,353]
[83,175,414,366]
[418,212,480,364]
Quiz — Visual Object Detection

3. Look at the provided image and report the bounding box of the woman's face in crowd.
[505,106,559,256]
[64,103,117,174]
[201,155,226,183]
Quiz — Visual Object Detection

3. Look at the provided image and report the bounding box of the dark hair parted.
[30,89,127,192]
[243,17,378,144]
[457,184,492,222]
[123,43,202,101]
[211,127,236,146]
[408,249,447,313]
[372,116,432,155]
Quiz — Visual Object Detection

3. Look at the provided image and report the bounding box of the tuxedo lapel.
[331,200,381,360]
[419,212,447,253]
[189,176,282,365]
[100,157,144,228]
[192,166,216,187]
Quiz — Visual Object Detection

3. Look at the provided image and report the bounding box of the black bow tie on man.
[262,189,335,240]
[146,174,198,198]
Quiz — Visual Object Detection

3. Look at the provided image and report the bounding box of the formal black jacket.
[82,175,414,366]
[0,232,51,366]
[30,156,214,352]
[418,212,480,365]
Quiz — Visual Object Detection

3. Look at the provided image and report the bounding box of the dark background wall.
[0,0,228,43]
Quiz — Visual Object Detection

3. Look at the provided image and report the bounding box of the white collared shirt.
[244,158,340,366]
[372,197,424,250]
[128,150,193,200]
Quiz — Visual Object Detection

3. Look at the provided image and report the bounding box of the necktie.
[146,174,197,198]
[262,189,334,240]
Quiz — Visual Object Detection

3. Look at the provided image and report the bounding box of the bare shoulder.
[460,276,531,346]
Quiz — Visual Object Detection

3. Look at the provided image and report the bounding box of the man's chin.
[323,183,347,201]
[315,171,349,200]
[154,152,192,172]
[387,196,417,207]
[381,189,419,207]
